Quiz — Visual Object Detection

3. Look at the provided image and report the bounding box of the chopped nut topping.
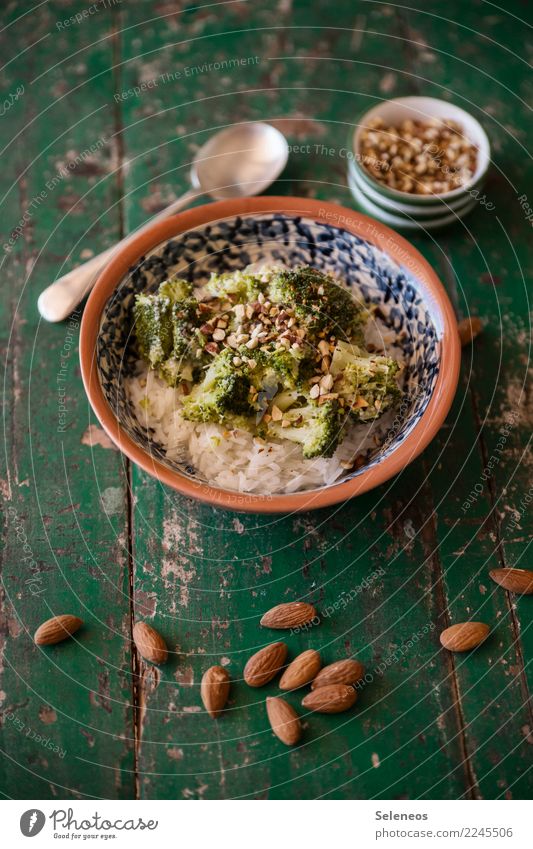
[359,116,478,195]
[212,328,226,341]
[318,392,339,404]
[271,405,283,421]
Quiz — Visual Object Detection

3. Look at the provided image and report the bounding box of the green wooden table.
[1,0,531,800]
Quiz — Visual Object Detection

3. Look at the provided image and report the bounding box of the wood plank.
[0,0,134,799]
[398,0,533,799]
[118,0,474,799]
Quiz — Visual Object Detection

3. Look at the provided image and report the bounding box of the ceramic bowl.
[80,197,460,513]
[348,156,477,218]
[348,168,479,232]
[348,96,490,226]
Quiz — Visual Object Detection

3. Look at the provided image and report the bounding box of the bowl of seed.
[349,96,491,228]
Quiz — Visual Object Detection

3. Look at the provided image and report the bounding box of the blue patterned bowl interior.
[97,213,440,490]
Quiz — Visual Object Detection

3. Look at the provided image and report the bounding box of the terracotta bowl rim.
[79,196,460,513]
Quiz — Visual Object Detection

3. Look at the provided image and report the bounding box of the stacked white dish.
[347,97,491,231]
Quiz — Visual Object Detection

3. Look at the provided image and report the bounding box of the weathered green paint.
[0,0,531,800]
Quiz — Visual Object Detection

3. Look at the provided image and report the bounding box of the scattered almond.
[489,568,533,595]
[439,621,489,652]
[34,615,83,646]
[244,642,288,687]
[311,658,365,690]
[302,684,357,714]
[279,649,322,691]
[260,602,316,630]
[132,621,168,664]
[266,696,302,746]
[458,316,483,346]
[201,666,230,718]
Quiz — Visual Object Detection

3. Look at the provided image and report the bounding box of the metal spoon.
[38,122,289,322]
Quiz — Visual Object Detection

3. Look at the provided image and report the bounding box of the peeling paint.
[100,486,124,515]
[39,705,57,724]
[81,424,117,450]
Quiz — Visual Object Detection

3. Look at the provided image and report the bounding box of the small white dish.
[348,157,476,218]
[351,96,491,206]
[348,169,479,231]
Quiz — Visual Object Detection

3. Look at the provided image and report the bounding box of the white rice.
[126,312,406,495]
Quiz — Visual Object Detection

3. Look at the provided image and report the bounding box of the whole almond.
[132,621,168,664]
[266,696,302,746]
[302,684,357,714]
[489,568,533,595]
[243,642,288,687]
[201,666,230,718]
[440,621,489,652]
[260,602,316,630]
[34,615,83,646]
[311,658,365,690]
[458,316,483,346]
[279,649,322,691]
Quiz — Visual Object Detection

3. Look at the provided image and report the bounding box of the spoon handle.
[37,187,198,322]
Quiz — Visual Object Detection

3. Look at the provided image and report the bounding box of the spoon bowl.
[192,122,288,200]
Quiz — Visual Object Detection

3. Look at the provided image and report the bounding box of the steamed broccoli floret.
[267,400,343,458]
[133,294,174,368]
[134,278,204,383]
[267,267,363,338]
[182,349,253,424]
[159,276,193,302]
[171,297,202,358]
[330,340,400,420]
[206,270,265,302]
[245,346,300,393]
[267,348,301,388]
